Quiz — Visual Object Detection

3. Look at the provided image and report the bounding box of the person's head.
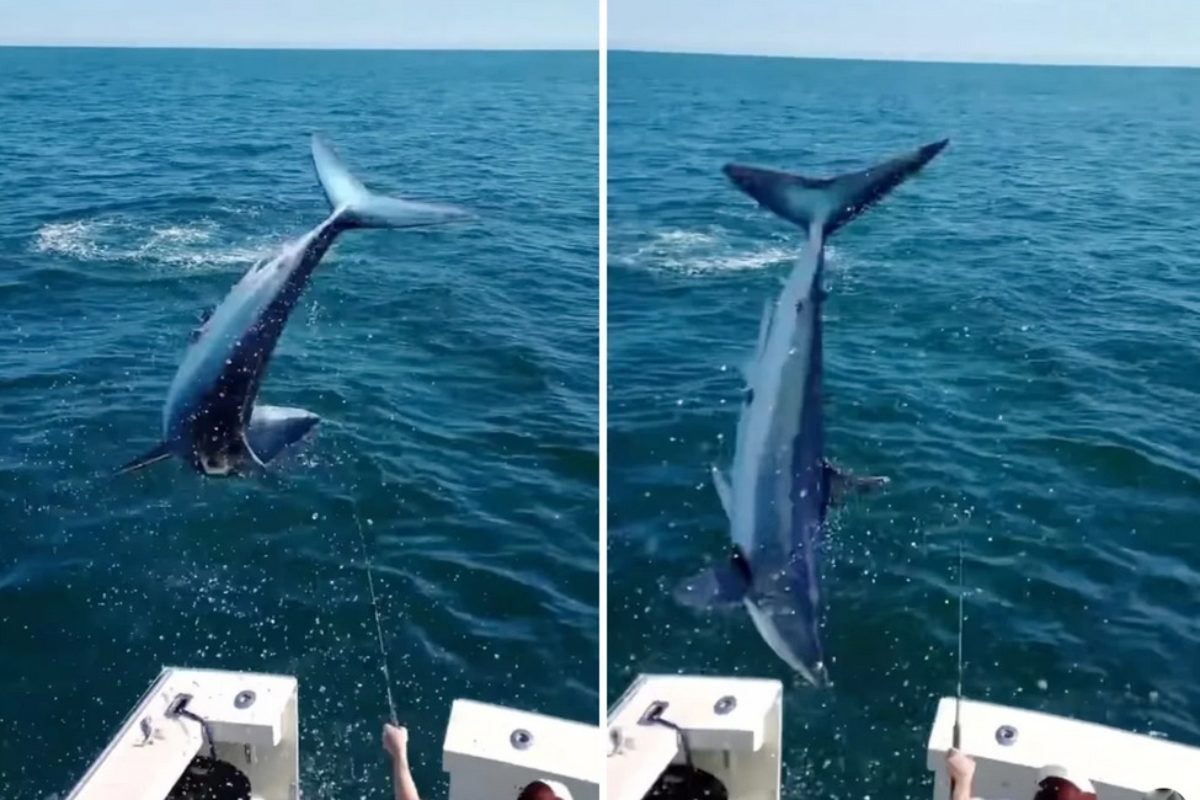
[518,780,573,800]
[1034,766,1097,800]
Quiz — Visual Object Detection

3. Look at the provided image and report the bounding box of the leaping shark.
[675,139,949,685]
[116,134,469,477]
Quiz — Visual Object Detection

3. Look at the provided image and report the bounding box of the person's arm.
[947,749,976,800]
[383,724,421,800]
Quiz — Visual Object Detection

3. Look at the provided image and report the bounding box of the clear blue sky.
[610,0,1200,66]
[0,0,596,49]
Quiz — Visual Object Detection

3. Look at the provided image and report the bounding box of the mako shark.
[675,139,948,685]
[116,134,468,477]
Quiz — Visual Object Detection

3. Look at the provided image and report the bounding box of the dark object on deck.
[643,764,729,800]
[166,755,252,800]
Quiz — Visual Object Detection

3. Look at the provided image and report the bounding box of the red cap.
[518,780,573,800]
[1033,766,1097,800]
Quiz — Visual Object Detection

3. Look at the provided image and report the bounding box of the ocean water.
[608,52,1200,796]
[0,48,597,798]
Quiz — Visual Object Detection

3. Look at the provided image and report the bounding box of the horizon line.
[1,42,1193,69]
[0,42,598,52]
[610,46,1200,70]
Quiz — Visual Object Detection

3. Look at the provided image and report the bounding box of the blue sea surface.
[608,51,1200,797]
[0,47,597,798]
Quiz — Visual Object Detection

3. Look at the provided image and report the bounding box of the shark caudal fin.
[114,442,172,476]
[723,139,948,237]
[311,134,471,230]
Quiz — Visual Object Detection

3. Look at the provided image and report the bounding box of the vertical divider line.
[597,0,610,781]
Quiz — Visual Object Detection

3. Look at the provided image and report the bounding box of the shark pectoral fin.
[188,307,215,343]
[711,466,734,519]
[827,462,890,504]
[114,442,172,476]
[241,436,269,471]
[674,567,747,610]
[245,405,321,465]
[674,546,753,610]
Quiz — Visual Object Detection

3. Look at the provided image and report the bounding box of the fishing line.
[351,499,399,726]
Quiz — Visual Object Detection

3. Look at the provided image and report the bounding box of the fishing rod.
[950,525,966,799]
[352,500,399,726]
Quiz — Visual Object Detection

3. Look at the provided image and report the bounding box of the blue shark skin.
[675,139,948,685]
[116,134,469,477]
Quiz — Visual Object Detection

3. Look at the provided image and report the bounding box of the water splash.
[33,215,279,271]
[616,227,843,276]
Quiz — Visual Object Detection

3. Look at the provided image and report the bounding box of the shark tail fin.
[310,134,471,230]
[723,138,948,237]
[114,442,172,476]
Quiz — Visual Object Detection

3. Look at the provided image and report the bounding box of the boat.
[607,674,783,800]
[606,674,1198,800]
[65,666,600,800]
[927,696,1198,800]
[64,667,1199,799]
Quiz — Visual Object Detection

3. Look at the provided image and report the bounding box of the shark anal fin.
[245,405,320,465]
[674,546,753,609]
[114,442,172,476]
